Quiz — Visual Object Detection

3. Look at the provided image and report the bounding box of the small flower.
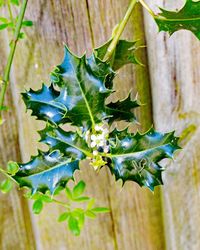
[93,150,98,156]
[94,125,102,131]
[104,145,109,153]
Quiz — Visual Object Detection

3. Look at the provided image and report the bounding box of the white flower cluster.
[85,123,110,170]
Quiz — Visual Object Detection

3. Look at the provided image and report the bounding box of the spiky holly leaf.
[39,125,92,159]
[22,84,70,125]
[13,150,79,194]
[23,43,139,128]
[17,41,180,194]
[108,128,180,190]
[50,46,113,129]
[95,39,141,70]
[106,93,140,124]
[155,0,200,40]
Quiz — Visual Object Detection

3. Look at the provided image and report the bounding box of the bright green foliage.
[7,161,19,175]
[0,0,33,37]
[23,180,109,235]
[32,199,43,214]
[155,0,200,39]
[0,179,13,193]
[10,0,19,6]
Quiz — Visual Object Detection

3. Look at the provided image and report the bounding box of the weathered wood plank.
[0,33,36,250]
[143,1,200,249]
[1,0,166,249]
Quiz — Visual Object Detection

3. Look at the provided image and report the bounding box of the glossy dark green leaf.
[155,0,200,40]
[50,46,112,129]
[23,45,139,128]
[22,84,68,125]
[108,128,180,190]
[13,150,79,194]
[95,39,142,70]
[106,93,140,124]
[18,43,180,195]
[39,125,91,159]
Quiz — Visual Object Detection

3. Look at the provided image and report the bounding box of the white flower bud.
[93,150,98,156]
[91,141,96,148]
[91,134,97,141]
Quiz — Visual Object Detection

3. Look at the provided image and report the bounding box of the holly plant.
[0,0,199,236]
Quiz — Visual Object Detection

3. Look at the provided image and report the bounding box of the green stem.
[52,198,70,209]
[103,0,138,62]
[7,0,14,28]
[139,0,155,16]
[0,0,28,117]
[0,167,18,185]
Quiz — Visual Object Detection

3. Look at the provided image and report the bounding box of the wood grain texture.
[0,32,36,250]
[143,0,200,249]
[0,0,169,249]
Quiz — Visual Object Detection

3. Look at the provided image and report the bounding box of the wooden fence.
[0,0,200,249]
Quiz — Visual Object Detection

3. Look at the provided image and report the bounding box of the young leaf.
[91,207,110,213]
[40,194,53,203]
[0,23,8,30]
[65,186,73,200]
[71,209,85,229]
[155,0,200,40]
[73,181,86,198]
[22,20,33,27]
[85,210,96,218]
[32,199,43,214]
[108,128,180,190]
[7,161,19,175]
[95,39,142,70]
[13,150,79,194]
[10,0,19,6]
[68,215,80,236]
[87,198,95,210]
[73,196,90,202]
[0,17,8,23]
[58,212,69,222]
[0,179,13,193]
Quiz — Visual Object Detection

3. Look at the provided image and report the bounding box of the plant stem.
[139,0,155,16]
[7,0,15,28]
[103,0,138,61]
[0,0,28,117]
[52,198,70,209]
[0,167,18,185]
